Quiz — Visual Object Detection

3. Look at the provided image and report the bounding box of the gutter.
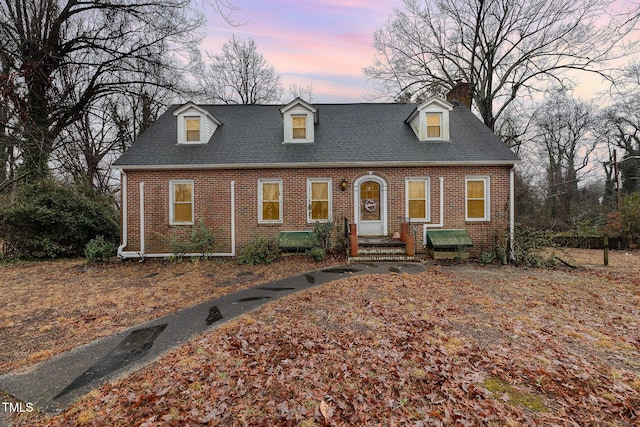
[112,160,520,171]
[140,182,145,255]
[118,180,146,259]
[116,172,129,258]
[423,177,445,246]
[510,167,516,262]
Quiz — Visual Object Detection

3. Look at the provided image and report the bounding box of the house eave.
[112,159,520,171]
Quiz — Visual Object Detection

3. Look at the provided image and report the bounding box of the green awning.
[426,229,473,250]
[279,231,315,250]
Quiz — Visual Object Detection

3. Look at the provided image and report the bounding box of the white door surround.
[353,174,388,236]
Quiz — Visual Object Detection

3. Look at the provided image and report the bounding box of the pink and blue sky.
[202,0,634,103]
[202,0,403,102]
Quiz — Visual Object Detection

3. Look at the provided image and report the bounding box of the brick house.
[112,83,519,259]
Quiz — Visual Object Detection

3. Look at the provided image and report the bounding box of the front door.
[356,178,385,236]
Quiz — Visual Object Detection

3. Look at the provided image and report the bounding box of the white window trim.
[178,114,207,144]
[173,102,221,144]
[169,179,195,225]
[292,114,308,141]
[405,177,431,222]
[465,176,491,221]
[405,97,452,141]
[283,110,314,143]
[307,178,333,223]
[185,116,201,143]
[425,112,443,140]
[258,179,283,224]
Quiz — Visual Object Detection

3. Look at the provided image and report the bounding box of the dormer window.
[405,97,453,142]
[185,116,201,142]
[173,102,222,145]
[280,97,318,143]
[292,115,307,139]
[426,113,442,138]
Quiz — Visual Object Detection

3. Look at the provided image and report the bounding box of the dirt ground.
[0,255,340,375]
[3,248,640,426]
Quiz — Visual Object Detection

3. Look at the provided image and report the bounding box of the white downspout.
[117,172,128,258]
[139,181,145,257]
[230,180,236,256]
[510,167,515,262]
[423,177,444,246]
[135,179,236,258]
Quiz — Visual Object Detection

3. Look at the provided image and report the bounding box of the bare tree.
[52,83,171,194]
[287,83,314,102]
[597,63,640,194]
[533,92,597,221]
[365,0,639,130]
[0,0,208,180]
[198,35,282,104]
[204,0,243,25]
[598,100,640,194]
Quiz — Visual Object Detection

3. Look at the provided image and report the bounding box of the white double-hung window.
[465,176,490,221]
[258,179,283,223]
[406,177,430,221]
[169,180,194,225]
[307,178,332,222]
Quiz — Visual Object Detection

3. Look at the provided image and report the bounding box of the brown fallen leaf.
[320,399,329,421]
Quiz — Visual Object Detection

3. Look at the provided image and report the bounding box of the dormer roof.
[404,97,454,142]
[404,97,454,124]
[113,102,520,169]
[279,97,318,124]
[173,101,222,126]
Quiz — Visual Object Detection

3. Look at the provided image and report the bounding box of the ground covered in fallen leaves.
[7,249,640,426]
[0,255,338,375]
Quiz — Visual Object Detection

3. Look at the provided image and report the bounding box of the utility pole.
[614,150,620,212]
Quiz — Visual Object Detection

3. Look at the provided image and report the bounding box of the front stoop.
[348,255,421,262]
[349,236,420,262]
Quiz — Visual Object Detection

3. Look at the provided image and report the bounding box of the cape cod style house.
[112,82,519,259]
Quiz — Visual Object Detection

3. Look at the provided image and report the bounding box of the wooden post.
[406,234,415,257]
[400,223,409,242]
[614,150,620,213]
[603,234,609,266]
[349,223,358,257]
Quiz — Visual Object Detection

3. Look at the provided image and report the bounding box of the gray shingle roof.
[113,102,519,168]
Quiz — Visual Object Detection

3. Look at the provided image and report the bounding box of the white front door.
[354,175,387,236]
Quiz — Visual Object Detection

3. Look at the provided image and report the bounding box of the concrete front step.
[348,255,421,262]
[357,237,405,248]
[359,247,406,255]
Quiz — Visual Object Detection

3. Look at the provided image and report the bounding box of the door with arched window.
[354,176,387,236]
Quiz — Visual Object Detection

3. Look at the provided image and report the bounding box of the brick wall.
[121,165,513,256]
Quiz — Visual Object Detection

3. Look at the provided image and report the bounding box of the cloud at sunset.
[201,0,402,102]
[200,0,629,103]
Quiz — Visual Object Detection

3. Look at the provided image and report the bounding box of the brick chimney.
[446,80,471,109]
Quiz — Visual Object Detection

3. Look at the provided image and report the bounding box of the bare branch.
[195,35,282,105]
[365,0,640,130]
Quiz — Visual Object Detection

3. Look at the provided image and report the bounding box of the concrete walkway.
[0,261,425,423]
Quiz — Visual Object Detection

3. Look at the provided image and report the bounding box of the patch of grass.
[444,337,463,354]
[76,409,97,425]
[483,378,549,412]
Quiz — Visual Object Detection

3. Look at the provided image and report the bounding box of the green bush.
[160,219,218,259]
[190,218,217,257]
[480,250,495,265]
[308,246,326,262]
[312,220,334,250]
[85,235,117,262]
[0,180,119,258]
[620,193,640,244]
[237,235,280,265]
